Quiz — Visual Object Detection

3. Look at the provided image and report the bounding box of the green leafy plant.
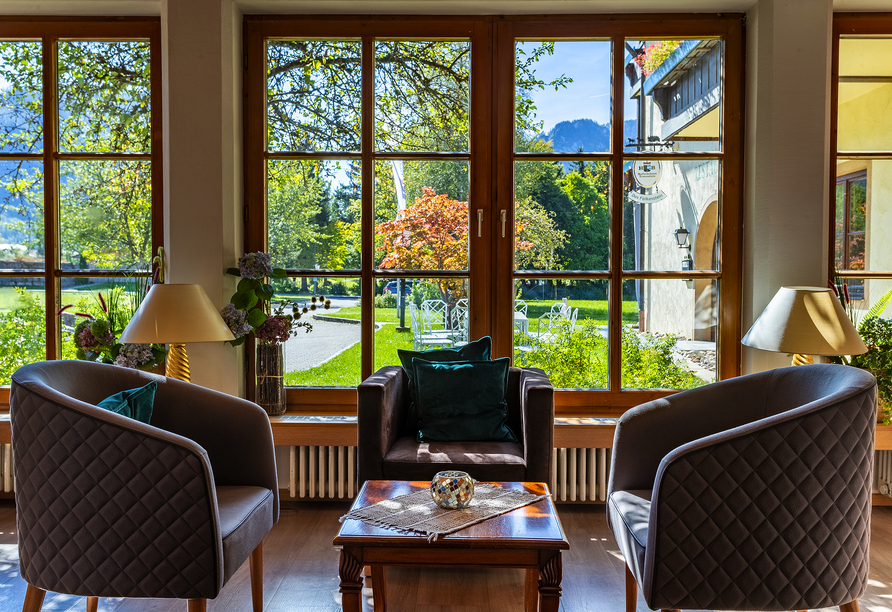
[223,251,330,346]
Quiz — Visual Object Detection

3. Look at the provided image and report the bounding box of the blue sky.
[518,40,639,134]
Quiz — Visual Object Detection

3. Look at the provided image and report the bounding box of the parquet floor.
[1,500,891,612]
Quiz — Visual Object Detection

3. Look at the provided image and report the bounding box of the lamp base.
[792,353,814,366]
[166,343,191,381]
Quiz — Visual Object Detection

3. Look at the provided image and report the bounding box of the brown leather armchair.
[358,365,554,484]
[10,360,279,612]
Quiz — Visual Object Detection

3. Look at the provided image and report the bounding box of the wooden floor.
[2,500,892,612]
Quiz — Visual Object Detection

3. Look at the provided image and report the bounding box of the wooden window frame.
[244,14,744,416]
[0,17,163,407]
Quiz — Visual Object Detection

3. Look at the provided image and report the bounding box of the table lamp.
[741,286,867,366]
[119,283,235,381]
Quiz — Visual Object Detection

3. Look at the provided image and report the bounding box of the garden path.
[283,301,361,372]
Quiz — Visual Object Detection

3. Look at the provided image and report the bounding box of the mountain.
[538,118,638,153]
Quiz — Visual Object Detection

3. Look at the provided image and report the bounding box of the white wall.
[742,0,834,373]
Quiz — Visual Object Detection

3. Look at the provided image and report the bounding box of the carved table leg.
[538,552,563,612]
[339,547,364,612]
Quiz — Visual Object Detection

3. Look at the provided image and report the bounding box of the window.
[244,15,743,414]
[0,19,162,386]
[831,14,892,317]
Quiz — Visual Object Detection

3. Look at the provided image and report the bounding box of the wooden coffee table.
[333,480,569,612]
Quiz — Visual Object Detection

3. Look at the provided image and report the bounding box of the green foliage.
[849,316,892,424]
[518,321,704,390]
[0,288,45,384]
[375,293,397,309]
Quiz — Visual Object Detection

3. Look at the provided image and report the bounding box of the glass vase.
[256,342,286,416]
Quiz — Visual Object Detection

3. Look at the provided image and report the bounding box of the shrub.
[375,293,396,309]
[517,320,704,390]
[0,288,46,384]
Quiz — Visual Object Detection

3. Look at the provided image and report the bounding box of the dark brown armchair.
[358,365,554,484]
[608,364,876,612]
[10,360,279,612]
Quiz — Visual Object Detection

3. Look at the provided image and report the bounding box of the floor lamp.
[119,284,235,382]
[741,286,867,365]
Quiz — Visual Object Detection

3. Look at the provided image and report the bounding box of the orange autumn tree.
[376,187,535,303]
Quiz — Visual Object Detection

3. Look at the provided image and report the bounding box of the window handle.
[500,209,507,238]
[477,208,483,238]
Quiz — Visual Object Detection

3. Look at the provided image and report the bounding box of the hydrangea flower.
[237,251,273,280]
[221,303,253,339]
[255,315,291,344]
[115,343,155,369]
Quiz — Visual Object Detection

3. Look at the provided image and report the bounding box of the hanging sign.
[629,159,666,202]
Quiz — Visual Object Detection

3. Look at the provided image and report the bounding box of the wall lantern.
[674,227,690,248]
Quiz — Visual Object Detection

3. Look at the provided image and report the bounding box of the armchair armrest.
[358,366,406,483]
[149,377,279,521]
[518,367,554,483]
[608,370,778,496]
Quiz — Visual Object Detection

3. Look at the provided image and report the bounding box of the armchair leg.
[22,585,46,612]
[250,542,263,612]
[86,597,98,612]
[187,599,207,612]
[841,602,860,612]
[625,565,637,612]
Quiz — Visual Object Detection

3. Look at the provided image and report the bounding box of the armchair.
[10,360,279,612]
[607,364,876,612]
[358,365,553,484]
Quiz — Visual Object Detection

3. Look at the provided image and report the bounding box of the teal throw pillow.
[397,336,492,433]
[96,380,157,424]
[413,356,516,443]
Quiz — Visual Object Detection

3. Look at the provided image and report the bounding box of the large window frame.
[830,14,892,291]
[0,18,163,404]
[244,14,744,416]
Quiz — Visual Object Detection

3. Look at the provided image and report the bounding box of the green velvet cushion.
[397,336,492,434]
[96,380,157,424]
[413,356,516,443]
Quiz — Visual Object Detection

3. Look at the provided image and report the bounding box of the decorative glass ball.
[430,471,474,510]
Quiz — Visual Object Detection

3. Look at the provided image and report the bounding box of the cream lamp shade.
[741,286,867,364]
[119,283,235,381]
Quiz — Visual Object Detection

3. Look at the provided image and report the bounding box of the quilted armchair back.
[645,364,877,611]
[10,361,224,600]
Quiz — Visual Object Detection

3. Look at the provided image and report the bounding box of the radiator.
[288,445,357,500]
[877,450,892,497]
[551,447,610,503]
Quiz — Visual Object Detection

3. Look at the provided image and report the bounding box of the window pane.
[374,159,469,271]
[0,41,42,153]
[268,275,361,387]
[0,279,45,383]
[513,279,610,389]
[849,177,866,231]
[268,159,360,270]
[375,40,470,153]
[836,162,892,272]
[0,159,43,270]
[59,160,152,270]
[624,39,723,153]
[514,41,612,153]
[837,38,892,152]
[375,276,468,368]
[267,40,362,153]
[57,41,151,153]
[624,159,720,272]
[621,278,715,389]
[514,160,609,272]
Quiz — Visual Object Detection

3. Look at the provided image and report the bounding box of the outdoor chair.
[358,365,554,484]
[10,360,279,612]
[608,364,876,612]
[409,302,453,351]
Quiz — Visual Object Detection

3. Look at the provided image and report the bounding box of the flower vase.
[256,343,286,416]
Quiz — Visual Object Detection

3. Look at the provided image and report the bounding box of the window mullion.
[42,35,59,360]
[360,35,375,381]
[609,34,625,393]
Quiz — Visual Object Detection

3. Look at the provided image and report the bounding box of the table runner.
[339,484,549,542]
